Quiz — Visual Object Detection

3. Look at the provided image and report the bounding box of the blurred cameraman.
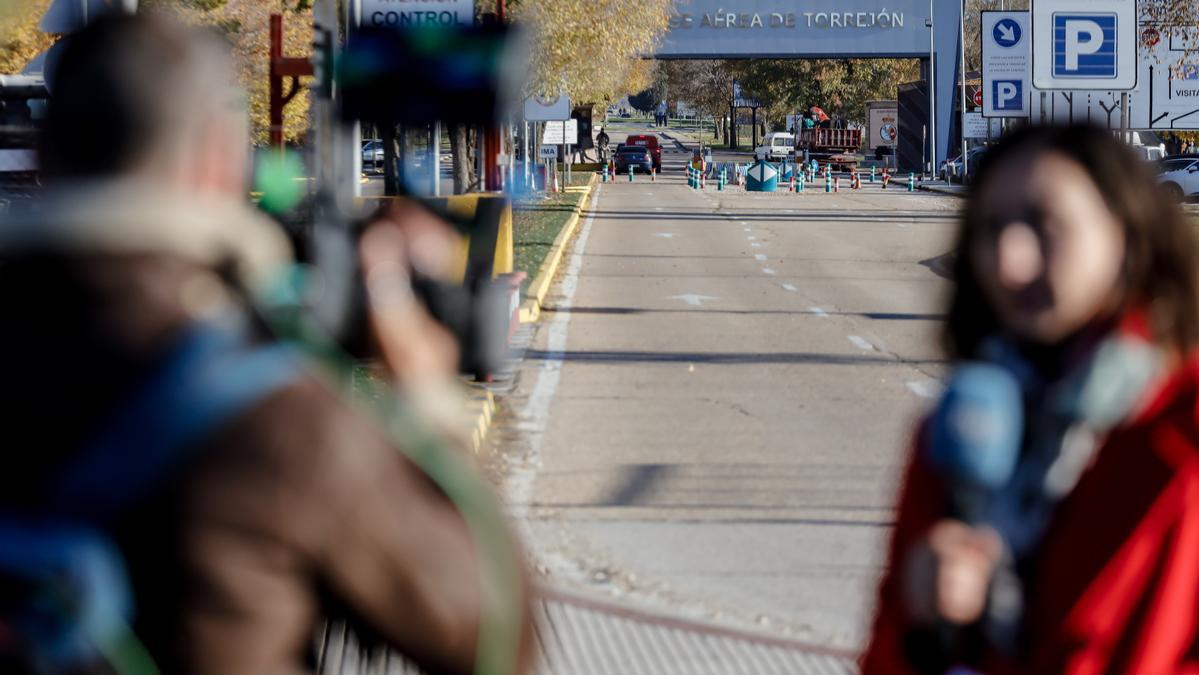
[0,13,532,675]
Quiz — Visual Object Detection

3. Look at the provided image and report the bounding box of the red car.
[624,134,662,171]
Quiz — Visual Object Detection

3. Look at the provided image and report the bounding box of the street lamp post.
[927,11,937,179]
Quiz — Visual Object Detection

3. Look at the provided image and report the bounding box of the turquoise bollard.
[908,172,915,192]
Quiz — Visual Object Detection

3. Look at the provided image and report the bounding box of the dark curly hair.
[945,124,1199,359]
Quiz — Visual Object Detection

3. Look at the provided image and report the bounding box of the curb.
[461,385,496,454]
[916,183,965,197]
[518,173,600,324]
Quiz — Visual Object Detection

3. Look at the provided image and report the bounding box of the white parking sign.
[982,11,1031,117]
[1032,0,1137,90]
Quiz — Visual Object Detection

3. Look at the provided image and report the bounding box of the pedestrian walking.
[862,124,1199,674]
[0,14,534,675]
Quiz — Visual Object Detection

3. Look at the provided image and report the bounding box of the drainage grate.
[318,588,858,675]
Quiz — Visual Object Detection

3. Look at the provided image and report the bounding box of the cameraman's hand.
[902,519,1004,626]
[359,207,459,385]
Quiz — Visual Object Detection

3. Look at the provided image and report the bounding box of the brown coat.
[0,189,533,675]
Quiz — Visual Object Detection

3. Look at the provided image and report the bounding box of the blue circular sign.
[993,19,1022,48]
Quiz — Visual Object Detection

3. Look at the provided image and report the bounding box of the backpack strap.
[47,319,303,521]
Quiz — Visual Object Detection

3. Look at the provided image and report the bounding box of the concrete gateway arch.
[651,0,965,167]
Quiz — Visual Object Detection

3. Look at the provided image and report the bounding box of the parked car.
[939,146,988,184]
[1157,155,1199,202]
[624,134,662,171]
[754,132,795,162]
[361,139,383,169]
[613,146,653,175]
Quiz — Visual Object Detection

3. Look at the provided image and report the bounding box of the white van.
[755,132,795,162]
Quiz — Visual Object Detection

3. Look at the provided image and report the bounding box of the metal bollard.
[718,168,725,191]
[602,164,609,183]
[908,172,915,192]
[834,176,840,193]
[629,166,634,182]
[797,174,804,193]
[825,173,832,193]
[882,170,891,189]
[870,166,876,183]
[652,167,656,182]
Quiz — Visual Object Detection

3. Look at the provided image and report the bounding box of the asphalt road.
[495,123,963,653]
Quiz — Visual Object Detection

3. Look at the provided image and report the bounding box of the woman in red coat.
[861,125,1199,674]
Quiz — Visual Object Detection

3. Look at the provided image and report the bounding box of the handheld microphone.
[929,362,1024,521]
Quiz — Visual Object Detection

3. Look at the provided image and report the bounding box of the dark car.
[613,146,653,175]
[624,134,663,171]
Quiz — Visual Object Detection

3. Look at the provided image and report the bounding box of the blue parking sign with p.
[1052,13,1117,78]
[992,80,1023,111]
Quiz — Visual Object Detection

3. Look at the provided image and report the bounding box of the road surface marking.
[782,283,798,292]
[754,254,768,261]
[848,335,874,351]
[653,233,676,238]
[762,268,777,276]
[747,236,756,241]
[751,243,763,248]
[654,207,665,211]
[743,227,751,232]
[670,293,718,306]
[506,185,603,562]
[808,306,829,317]
[906,381,939,399]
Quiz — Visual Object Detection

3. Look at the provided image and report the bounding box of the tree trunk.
[382,123,398,196]
[450,123,474,194]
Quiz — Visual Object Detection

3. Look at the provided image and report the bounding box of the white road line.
[906,381,939,399]
[808,306,829,317]
[747,236,756,240]
[653,233,676,238]
[848,335,874,351]
[762,268,777,275]
[506,185,602,555]
[754,254,768,261]
[743,227,751,232]
[751,242,763,248]
[782,283,798,292]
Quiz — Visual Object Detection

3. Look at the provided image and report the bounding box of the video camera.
[275,22,528,379]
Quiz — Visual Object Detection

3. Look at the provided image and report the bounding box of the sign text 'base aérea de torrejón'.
[358,0,475,29]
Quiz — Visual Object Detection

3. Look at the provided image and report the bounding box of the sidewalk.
[318,587,858,674]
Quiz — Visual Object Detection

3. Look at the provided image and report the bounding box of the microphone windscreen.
[930,363,1023,492]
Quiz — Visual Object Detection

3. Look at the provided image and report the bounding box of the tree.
[506,0,672,106]
[627,88,658,114]
[0,0,54,75]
